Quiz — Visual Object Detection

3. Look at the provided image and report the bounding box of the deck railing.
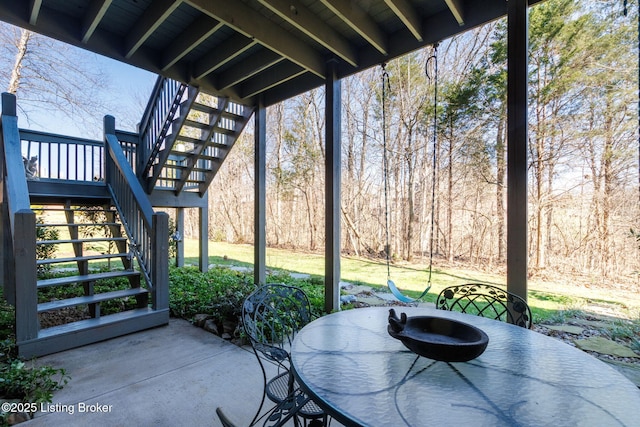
[19,130,105,182]
[104,116,168,310]
[1,93,38,343]
[18,129,139,182]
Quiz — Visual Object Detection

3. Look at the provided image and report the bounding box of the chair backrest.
[242,284,313,366]
[436,284,532,329]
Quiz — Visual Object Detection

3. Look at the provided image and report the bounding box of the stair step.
[36,207,117,213]
[38,287,148,313]
[37,253,129,266]
[175,135,206,146]
[37,270,140,288]
[189,102,218,115]
[18,308,169,357]
[191,102,245,121]
[37,237,127,245]
[212,127,236,136]
[169,150,222,161]
[183,118,211,130]
[163,164,188,170]
[192,155,222,163]
[36,222,119,228]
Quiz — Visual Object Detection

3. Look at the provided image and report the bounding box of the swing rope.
[381,43,439,303]
[426,43,439,288]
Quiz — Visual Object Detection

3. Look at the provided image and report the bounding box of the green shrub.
[169,266,254,322]
[0,360,68,403]
[0,300,69,424]
[168,267,326,323]
[35,217,59,274]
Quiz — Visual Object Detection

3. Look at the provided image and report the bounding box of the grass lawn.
[182,240,640,324]
[47,229,640,324]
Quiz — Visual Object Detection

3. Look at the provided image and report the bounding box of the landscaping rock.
[540,324,584,335]
[356,295,387,306]
[192,314,211,328]
[7,411,30,425]
[222,320,237,336]
[573,336,640,358]
[571,318,612,329]
[375,292,400,302]
[341,284,374,295]
[340,295,357,304]
[203,319,220,335]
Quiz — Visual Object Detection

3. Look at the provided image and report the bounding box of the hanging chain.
[425,43,439,287]
[381,63,392,280]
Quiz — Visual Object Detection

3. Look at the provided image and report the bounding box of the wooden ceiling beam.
[239,61,307,99]
[161,14,223,71]
[186,0,325,78]
[192,33,256,80]
[81,0,112,43]
[384,0,422,41]
[257,0,357,66]
[217,49,283,90]
[320,0,387,56]
[445,0,465,25]
[124,0,181,59]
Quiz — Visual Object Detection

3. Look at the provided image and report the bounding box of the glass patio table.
[290,306,640,427]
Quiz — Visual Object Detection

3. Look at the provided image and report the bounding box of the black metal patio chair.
[436,283,532,329]
[217,284,327,427]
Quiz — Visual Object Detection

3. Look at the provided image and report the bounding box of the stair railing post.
[104,115,116,185]
[151,212,169,310]
[2,92,38,343]
[14,209,38,344]
[0,93,9,302]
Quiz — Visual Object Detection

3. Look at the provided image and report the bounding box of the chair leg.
[216,407,238,427]
[251,347,270,427]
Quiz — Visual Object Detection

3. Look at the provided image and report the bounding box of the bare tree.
[0,23,114,136]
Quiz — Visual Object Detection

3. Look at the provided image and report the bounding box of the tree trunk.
[8,29,31,94]
[495,109,506,261]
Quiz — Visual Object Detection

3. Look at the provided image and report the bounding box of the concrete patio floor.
[23,319,279,427]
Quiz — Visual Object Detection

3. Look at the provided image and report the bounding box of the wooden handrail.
[138,75,166,136]
[104,115,168,308]
[139,77,186,179]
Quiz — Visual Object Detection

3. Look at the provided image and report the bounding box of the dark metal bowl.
[388,309,489,362]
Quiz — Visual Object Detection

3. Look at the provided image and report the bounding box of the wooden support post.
[0,93,9,302]
[325,60,341,313]
[152,212,169,310]
[14,210,38,342]
[507,0,529,303]
[199,202,208,272]
[176,207,184,267]
[254,99,266,286]
[104,115,115,183]
[0,204,8,304]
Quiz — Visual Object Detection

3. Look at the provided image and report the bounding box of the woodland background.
[197,0,640,287]
[2,0,639,288]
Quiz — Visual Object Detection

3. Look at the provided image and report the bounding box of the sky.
[23,54,157,139]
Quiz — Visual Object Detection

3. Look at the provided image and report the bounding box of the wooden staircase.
[2,77,253,357]
[25,203,166,356]
[140,78,254,196]
[34,203,149,318]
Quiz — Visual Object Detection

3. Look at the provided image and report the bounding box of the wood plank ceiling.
[0,0,542,107]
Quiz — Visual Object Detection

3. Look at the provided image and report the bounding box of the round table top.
[291,306,640,427]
